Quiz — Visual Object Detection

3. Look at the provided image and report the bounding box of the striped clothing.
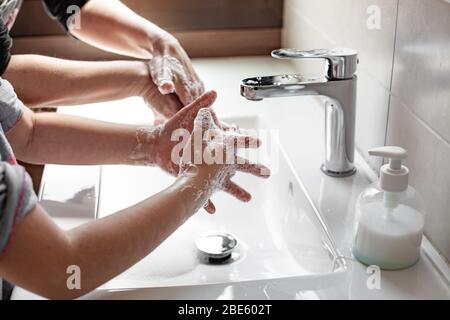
[0,78,37,299]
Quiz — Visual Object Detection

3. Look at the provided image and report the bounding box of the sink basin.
[78,115,346,299]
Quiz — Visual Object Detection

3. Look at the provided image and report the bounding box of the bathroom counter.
[12,57,450,300]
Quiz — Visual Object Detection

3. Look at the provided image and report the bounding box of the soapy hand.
[140,77,184,123]
[130,91,270,213]
[148,33,205,108]
[178,94,270,213]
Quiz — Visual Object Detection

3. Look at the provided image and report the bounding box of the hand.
[130,91,269,213]
[130,91,221,170]
[147,33,205,107]
[178,106,270,214]
[140,78,184,122]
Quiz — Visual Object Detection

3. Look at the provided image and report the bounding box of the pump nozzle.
[368,146,408,170]
[368,146,409,192]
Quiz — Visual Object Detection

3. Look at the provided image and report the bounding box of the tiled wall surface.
[283,0,450,261]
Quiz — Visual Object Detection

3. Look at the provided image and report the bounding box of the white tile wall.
[283,0,450,261]
[387,0,450,261]
[283,0,398,169]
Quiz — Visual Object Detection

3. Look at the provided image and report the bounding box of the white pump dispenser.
[353,146,426,270]
[369,146,409,192]
[369,146,410,209]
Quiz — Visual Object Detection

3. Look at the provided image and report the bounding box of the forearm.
[10,109,154,166]
[0,176,204,299]
[65,177,198,297]
[3,55,150,108]
[71,0,166,59]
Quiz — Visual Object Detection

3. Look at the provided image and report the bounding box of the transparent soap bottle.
[353,146,426,270]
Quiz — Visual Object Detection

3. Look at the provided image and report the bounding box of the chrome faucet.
[240,48,358,177]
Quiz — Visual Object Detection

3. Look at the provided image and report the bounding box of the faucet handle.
[271,48,358,80]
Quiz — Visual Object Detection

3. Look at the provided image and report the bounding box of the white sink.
[79,115,347,299]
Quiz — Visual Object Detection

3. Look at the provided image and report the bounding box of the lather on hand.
[148,33,205,108]
[130,91,270,213]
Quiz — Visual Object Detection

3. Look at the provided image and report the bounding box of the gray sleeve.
[0,162,37,254]
[0,78,24,133]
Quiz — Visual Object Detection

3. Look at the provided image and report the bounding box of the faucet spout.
[240,48,358,177]
[241,74,326,101]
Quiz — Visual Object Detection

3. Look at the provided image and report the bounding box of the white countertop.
[12,57,450,300]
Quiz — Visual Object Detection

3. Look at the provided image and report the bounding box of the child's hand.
[177,106,270,214]
[130,91,270,213]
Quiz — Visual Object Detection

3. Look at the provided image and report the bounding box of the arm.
[70,0,204,105]
[7,90,265,210]
[4,55,147,108]
[0,173,208,299]
[69,0,166,60]
[0,103,268,299]
[6,91,215,166]
[8,107,142,165]
[3,55,182,117]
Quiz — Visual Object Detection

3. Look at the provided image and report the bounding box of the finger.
[214,121,245,134]
[230,134,261,149]
[187,74,205,103]
[159,57,176,94]
[177,46,203,89]
[173,91,217,131]
[222,180,252,202]
[146,89,183,119]
[193,78,205,98]
[218,121,233,131]
[159,79,176,95]
[156,54,194,105]
[235,157,271,178]
[210,108,224,129]
[194,108,215,133]
[208,110,245,135]
[203,199,216,214]
[175,49,204,103]
[188,83,200,105]
[209,109,235,132]
[174,64,198,105]
[173,70,195,106]
[149,57,176,95]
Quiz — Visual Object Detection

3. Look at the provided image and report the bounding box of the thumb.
[158,79,176,95]
[173,90,217,131]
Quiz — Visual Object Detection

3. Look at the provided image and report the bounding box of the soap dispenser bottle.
[353,146,426,270]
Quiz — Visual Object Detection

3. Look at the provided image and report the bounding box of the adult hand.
[140,77,184,122]
[148,33,205,107]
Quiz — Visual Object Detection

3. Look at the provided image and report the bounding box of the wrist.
[147,28,179,57]
[128,126,162,166]
[171,166,212,214]
[136,19,173,56]
[129,60,153,98]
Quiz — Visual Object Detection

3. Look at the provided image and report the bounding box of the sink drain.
[195,232,238,264]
